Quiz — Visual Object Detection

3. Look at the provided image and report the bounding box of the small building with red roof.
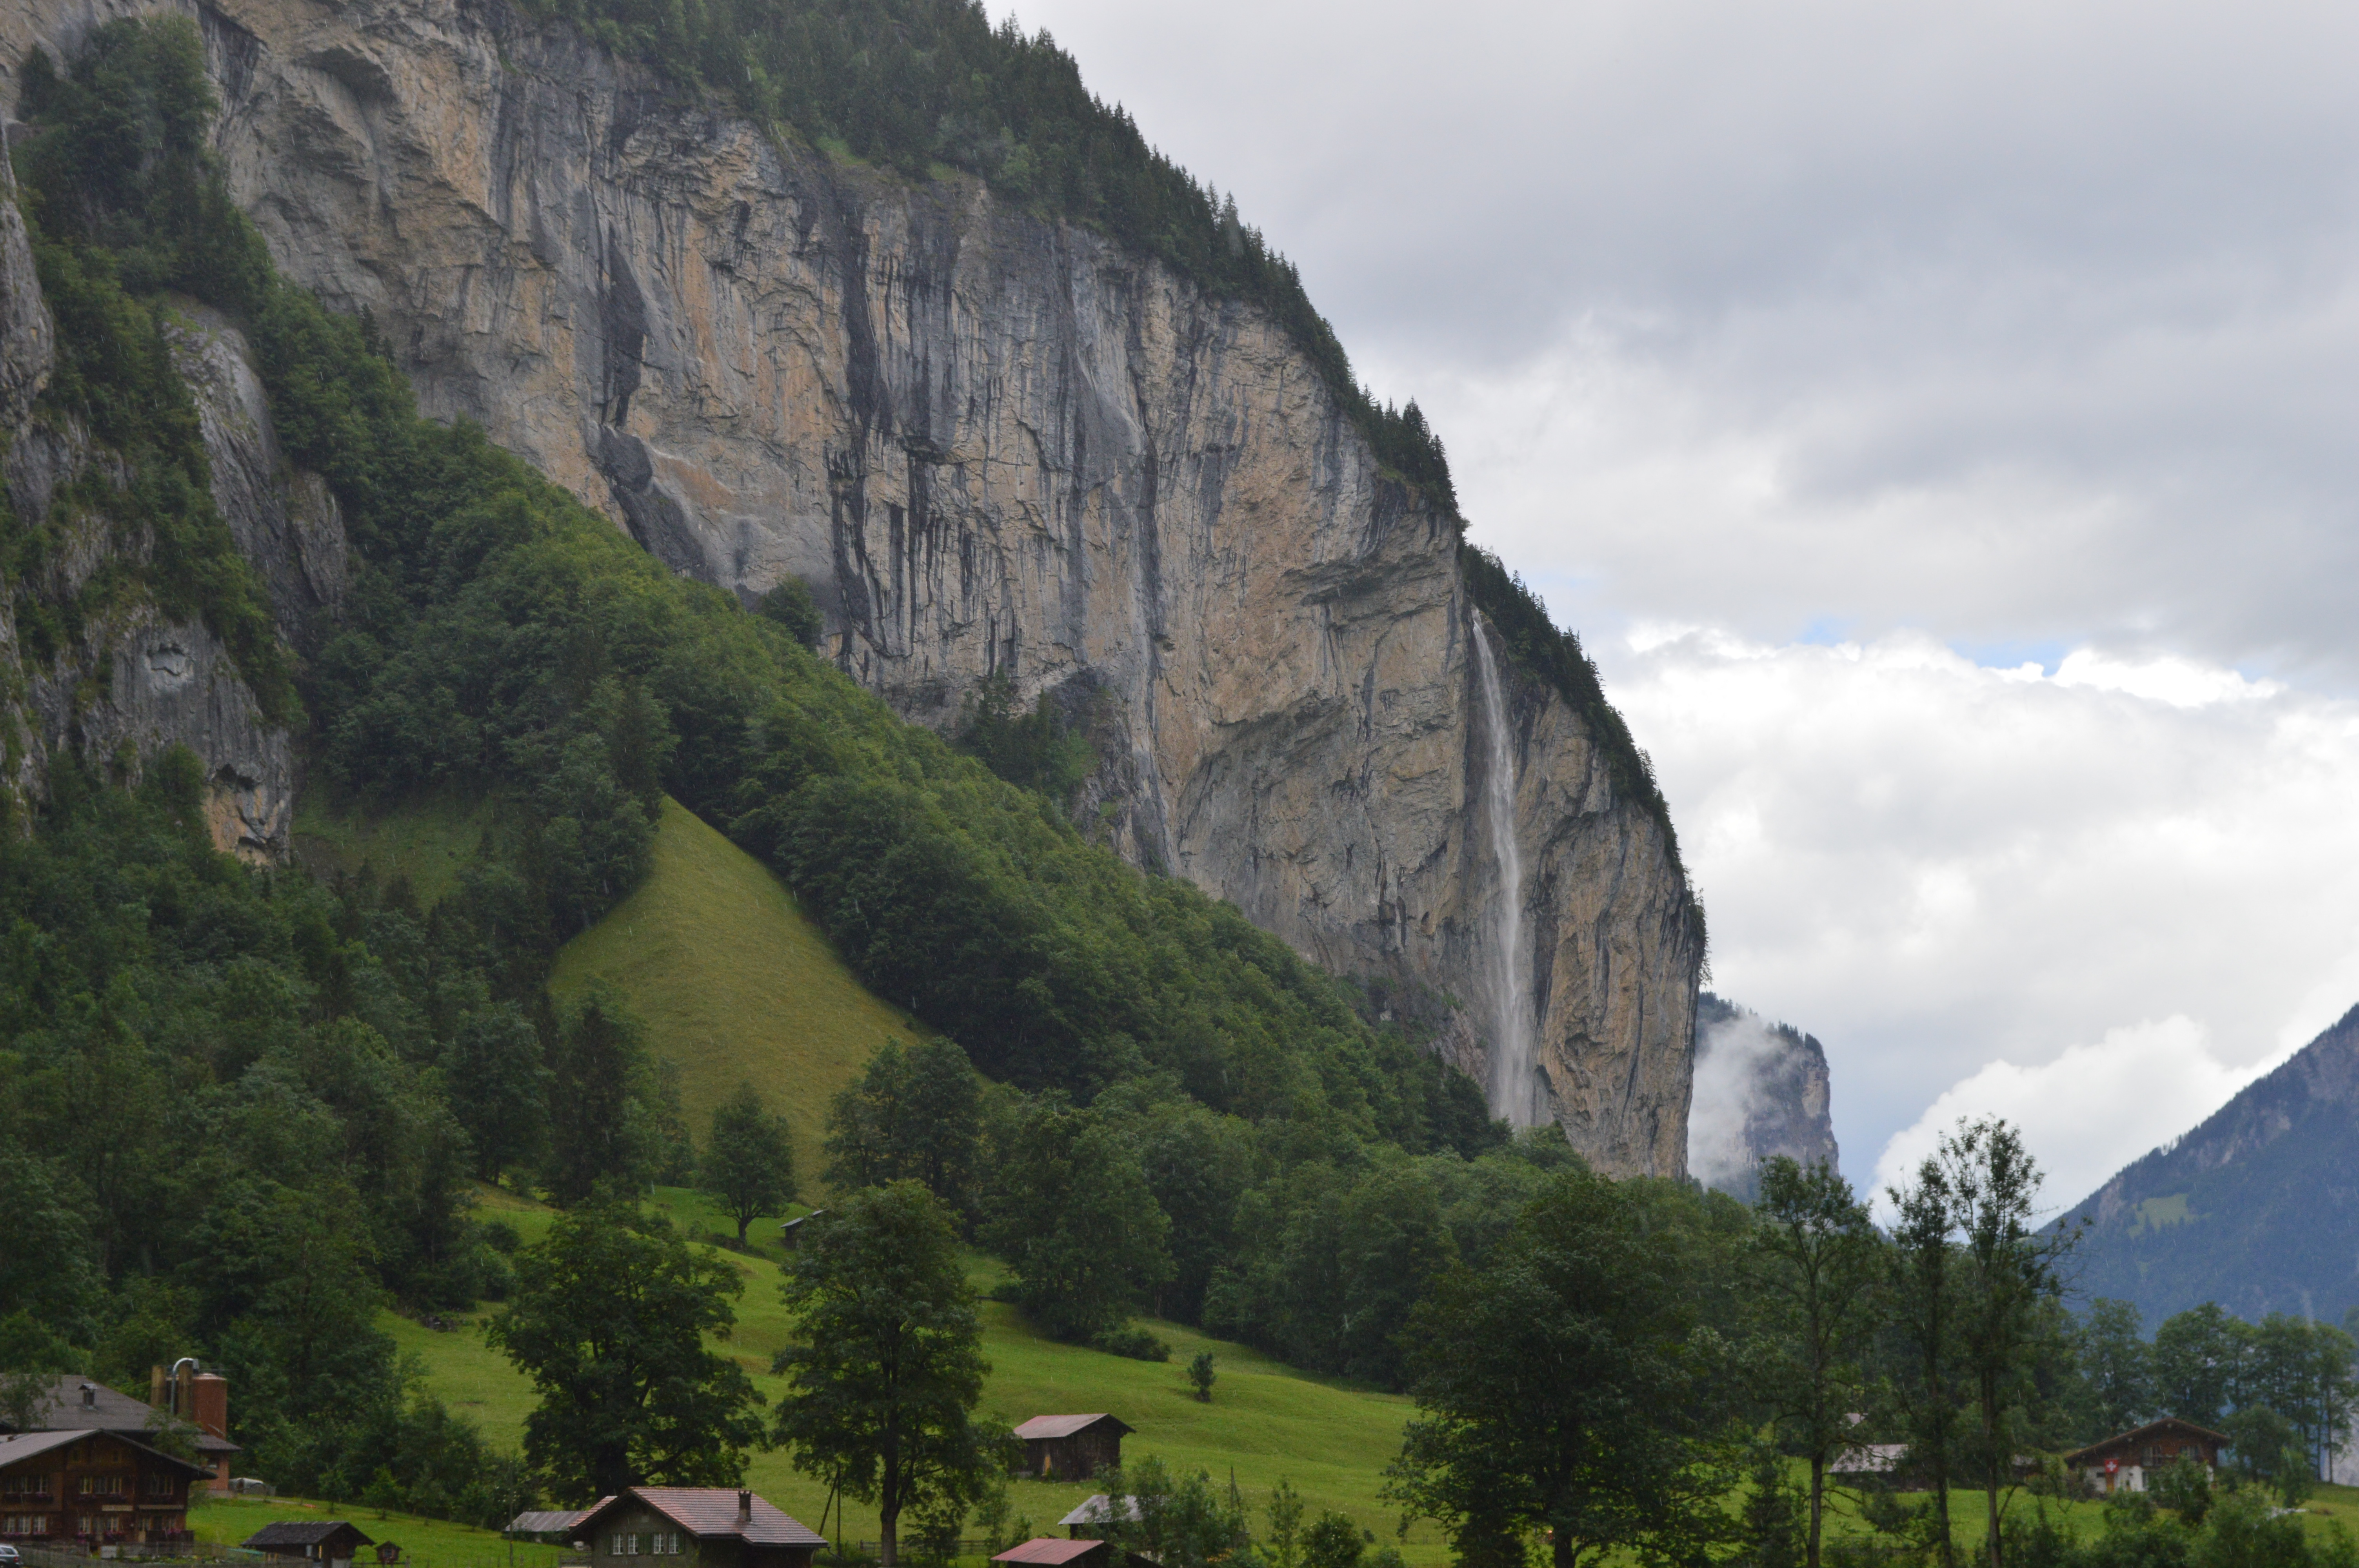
[993,1539,1152,1568]
[577,1488,825,1568]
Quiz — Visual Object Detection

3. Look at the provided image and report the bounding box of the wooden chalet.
[244,1521,378,1564]
[0,1374,240,1493]
[2063,1418,2226,1495]
[1012,1415,1131,1481]
[577,1487,825,1568]
[994,1539,1154,1568]
[0,1428,214,1546]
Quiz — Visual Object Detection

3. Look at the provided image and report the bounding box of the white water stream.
[1470,618,1537,1125]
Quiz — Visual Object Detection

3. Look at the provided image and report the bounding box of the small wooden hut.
[1012,1415,1131,1481]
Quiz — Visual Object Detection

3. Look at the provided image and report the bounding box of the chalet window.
[4,1512,51,1535]
[612,1535,625,1555]
[629,1534,642,1555]
[671,1534,683,1553]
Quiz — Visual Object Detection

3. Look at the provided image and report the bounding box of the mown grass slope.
[293,792,497,911]
[549,798,933,1186]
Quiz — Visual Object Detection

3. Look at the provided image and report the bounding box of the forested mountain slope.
[0,0,1702,1168]
[0,20,1503,1508]
[2057,1003,2359,1322]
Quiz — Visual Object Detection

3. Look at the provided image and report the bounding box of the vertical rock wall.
[0,168,333,859]
[1,0,1701,1172]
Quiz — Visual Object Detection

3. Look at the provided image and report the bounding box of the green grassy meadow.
[549,798,933,1190]
[390,1197,1438,1561]
[189,1491,560,1568]
[293,793,497,912]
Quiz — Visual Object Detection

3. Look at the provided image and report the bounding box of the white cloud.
[1870,1018,2277,1221]
[1609,629,2359,1200]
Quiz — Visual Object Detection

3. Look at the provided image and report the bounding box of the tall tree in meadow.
[1384,1165,1736,1568]
[1886,1157,1961,1568]
[700,1082,798,1245]
[1748,1157,1883,1568]
[772,1182,992,1568]
[1939,1118,2072,1568]
[486,1203,764,1499]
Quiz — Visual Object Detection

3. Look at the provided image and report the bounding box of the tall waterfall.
[1471,617,1537,1125]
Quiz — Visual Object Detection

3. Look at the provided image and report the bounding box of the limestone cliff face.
[0,169,332,859]
[1,0,1701,1172]
[1687,994,1840,1202]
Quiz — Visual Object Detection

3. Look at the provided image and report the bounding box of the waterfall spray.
[1470,617,1535,1125]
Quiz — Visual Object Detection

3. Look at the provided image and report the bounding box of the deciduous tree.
[1748,1157,1883,1568]
[1384,1165,1736,1568]
[700,1082,797,1245]
[486,1203,763,1499]
[772,1182,991,1567]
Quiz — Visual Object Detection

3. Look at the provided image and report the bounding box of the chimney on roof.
[191,1374,227,1441]
[737,1492,752,1525]
[80,1383,97,1409]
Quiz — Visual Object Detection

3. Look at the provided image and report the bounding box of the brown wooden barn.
[2063,1418,2227,1495]
[577,1487,825,1568]
[1013,1415,1131,1481]
[0,1427,215,1546]
[244,1521,378,1564]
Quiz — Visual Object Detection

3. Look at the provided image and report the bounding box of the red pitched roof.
[580,1489,824,1549]
[995,1541,1104,1565]
[1013,1414,1131,1441]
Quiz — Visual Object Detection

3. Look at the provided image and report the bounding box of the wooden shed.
[243,1521,378,1565]
[1012,1415,1131,1481]
[2063,1418,2227,1496]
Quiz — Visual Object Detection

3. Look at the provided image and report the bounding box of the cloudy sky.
[992,0,2359,1212]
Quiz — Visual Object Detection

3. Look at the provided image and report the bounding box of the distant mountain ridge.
[2056,1002,2359,1323]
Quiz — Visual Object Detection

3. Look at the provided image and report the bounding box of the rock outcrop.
[1687,993,1840,1201]
[0,0,1702,1171]
[0,172,338,859]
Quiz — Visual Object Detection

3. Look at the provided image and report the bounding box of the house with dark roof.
[994,1540,1153,1568]
[2063,1418,2226,1495]
[1012,1415,1131,1481]
[0,1427,215,1545]
[576,1487,825,1568]
[0,1374,240,1493]
[244,1521,376,1563]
